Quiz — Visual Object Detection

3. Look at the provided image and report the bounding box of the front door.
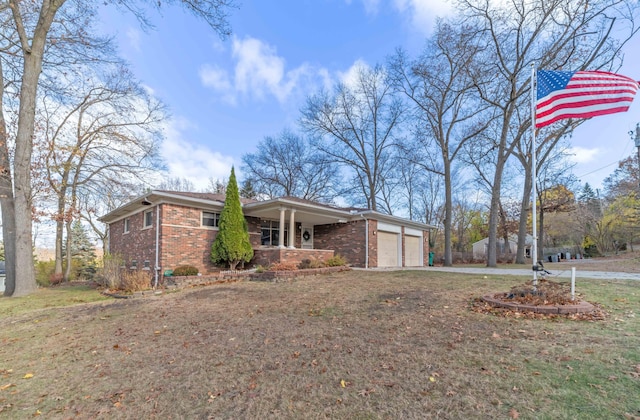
[301,225,313,249]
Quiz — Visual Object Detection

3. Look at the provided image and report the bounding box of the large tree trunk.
[64,218,72,281]
[10,0,63,296]
[0,67,16,296]
[515,163,532,264]
[12,56,41,296]
[487,156,507,267]
[443,160,453,266]
[54,193,66,276]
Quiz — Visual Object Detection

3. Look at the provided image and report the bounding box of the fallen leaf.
[429,376,436,382]
[340,379,346,388]
[23,373,33,379]
[34,409,42,416]
[509,408,520,419]
[0,383,15,391]
[492,332,501,339]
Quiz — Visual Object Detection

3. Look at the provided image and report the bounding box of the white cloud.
[392,0,453,35]
[199,36,319,104]
[567,146,600,164]
[159,117,235,190]
[125,27,142,52]
[199,64,236,105]
[344,0,382,15]
[338,59,371,88]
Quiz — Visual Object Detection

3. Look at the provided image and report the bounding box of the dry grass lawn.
[1,270,639,419]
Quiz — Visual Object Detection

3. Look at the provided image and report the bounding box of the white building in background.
[472,234,533,260]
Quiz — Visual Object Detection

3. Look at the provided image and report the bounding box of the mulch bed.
[472,279,608,321]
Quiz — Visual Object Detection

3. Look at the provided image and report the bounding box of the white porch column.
[288,209,296,248]
[278,207,286,248]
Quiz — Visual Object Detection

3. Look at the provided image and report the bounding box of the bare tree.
[300,64,405,211]
[458,0,639,267]
[512,122,578,263]
[242,129,339,203]
[157,177,196,192]
[36,64,165,281]
[0,0,237,296]
[387,21,491,266]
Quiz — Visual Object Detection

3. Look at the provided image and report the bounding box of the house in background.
[472,234,533,260]
[100,190,434,282]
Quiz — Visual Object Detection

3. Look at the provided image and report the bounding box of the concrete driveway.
[402,266,640,281]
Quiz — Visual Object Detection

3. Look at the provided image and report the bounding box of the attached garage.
[405,235,421,266]
[377,231,400,267]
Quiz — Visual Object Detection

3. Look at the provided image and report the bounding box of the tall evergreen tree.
[62,221,97,280]
[210,167,253,270]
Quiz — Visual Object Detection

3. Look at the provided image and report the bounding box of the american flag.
[535,70,639,128]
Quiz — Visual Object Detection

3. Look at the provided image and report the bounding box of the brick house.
[100,190,434,283]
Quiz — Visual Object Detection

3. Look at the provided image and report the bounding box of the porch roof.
[244,197,355,225]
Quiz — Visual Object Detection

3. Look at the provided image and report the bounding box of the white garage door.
[378,231,399,267]
[405,235,421,267]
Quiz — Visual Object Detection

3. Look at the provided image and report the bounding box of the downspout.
[154,204,160,289]
[360,214,368,269]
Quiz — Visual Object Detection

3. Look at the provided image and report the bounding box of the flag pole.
[531,63,538,287]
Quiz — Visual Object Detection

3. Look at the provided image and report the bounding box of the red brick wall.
[109,203,263,275]
[159,204,262,274]
[313,219,372,268]
[252,248,334,267]
[423,230,430,266]
[107,202,432,272]
[108,207,157,272]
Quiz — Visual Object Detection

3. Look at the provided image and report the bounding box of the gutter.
[154,204,160,289]
[360,214,369,269]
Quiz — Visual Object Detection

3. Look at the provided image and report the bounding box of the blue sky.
[97,0,640,193]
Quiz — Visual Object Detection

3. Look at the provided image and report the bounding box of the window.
[261,220,287,246]
[143,260,150,270]
[130,260,137,269]
[144,210,153,228]
[202,211,220,228]
[123,218,130,233]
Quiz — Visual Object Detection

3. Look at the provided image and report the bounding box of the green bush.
[35,260,55,287]
[325,254,348,267]
[172,265,199,276]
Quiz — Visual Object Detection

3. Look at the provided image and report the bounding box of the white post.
[571,267,576,301]
[278,207,286,248]
[288,209,296,248]
[530,63,538,288]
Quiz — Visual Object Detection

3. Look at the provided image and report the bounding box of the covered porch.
[244,198,352,267]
